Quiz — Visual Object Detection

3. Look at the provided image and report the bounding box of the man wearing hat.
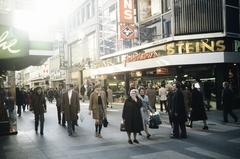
[55,84,66,126]
[62,84,80,136]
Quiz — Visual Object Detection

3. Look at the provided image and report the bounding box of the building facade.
[82,0,240,108]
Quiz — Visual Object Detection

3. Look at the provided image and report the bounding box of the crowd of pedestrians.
[13,79,238,144]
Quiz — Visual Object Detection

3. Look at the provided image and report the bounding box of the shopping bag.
[103,118,108,127]
[149,118,159,129]
[79,113,84,122]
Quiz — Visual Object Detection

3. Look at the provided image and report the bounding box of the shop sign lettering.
[0,31,20,54]
[94,59,113,69]
[166,39,225,54]
[124,51,157,67]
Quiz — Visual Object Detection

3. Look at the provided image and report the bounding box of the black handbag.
[149,118,159,129]
[103,118,108,127]
[120,121,125,131]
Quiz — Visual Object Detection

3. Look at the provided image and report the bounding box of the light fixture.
[113,76,116,79]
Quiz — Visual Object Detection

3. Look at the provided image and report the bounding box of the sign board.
[0,25,29,59]
[119,0,134,23]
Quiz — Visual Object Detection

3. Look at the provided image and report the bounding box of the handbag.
[103,118,108,127]
[149,118,159,129]
[120,121,125,131]
[79,113,84,122]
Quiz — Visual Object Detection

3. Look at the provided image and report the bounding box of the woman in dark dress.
[122,89,143,144]
[187,82,208,130]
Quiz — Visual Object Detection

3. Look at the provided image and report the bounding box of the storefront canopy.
[0,25,53,74]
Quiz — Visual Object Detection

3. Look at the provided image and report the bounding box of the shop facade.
[0,24,54,135]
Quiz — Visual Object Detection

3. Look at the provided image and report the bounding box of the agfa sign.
[0,25,29,59]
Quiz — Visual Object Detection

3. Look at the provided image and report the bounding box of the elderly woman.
[122,89,143,144]
[138,87,155,139]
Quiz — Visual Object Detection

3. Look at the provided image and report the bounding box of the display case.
[0,71,17,135]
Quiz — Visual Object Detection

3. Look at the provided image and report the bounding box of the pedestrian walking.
[186,82,208,130]
[122,89,144,144]
[138,87,155,139]
[80,84,86,102]
[88,84,107,138]
[165,84,174,127]
[159,84,167,112]
[16,87,23,117]
[31,87,47,135]
[170,82,187,139]
[21,88,27,112]
[221,81,238,123]
[146,83,157,111]
[62,84,80,136]
[181,84,191,121]
[55,83,66,126]
[107,86,113,108]
[26,89,32,110]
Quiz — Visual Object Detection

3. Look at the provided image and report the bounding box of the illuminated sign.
[119,0,134,23]
[59,39,66,70]
[166,39,225,54]
[124,51,158,67]
[0,25,28,59]
[156,68,168,75]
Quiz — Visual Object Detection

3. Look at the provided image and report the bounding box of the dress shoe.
[235,117,238,123]
[181,136,187,139]
[202,126,209,130]
[186,124,192,128]
[94,132,98,137]
[133,139,139,144]
[75,123,79,126]
[98,133,102,138]
[40,132,44,135]
[128,140,133,144]
[147,134,151,139]
[62,124,66,127]
[170,135,179,139]
[68,132,72,136]
[221,120,228,123]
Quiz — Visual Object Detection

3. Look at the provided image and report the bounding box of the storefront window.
[139,0,162,22]
[0,71,17,135]
[70,41,81,67]
[140,17,162,44]
[162,13,171,38]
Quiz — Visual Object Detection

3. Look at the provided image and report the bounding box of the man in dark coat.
[55,84,66,126]
[221,81,238,123]
[80,84,86,102]
[62,84,80,136]
[170,82,187,138]
[122,89,143,144]
[31,87,47,135]
[16,87,23,117]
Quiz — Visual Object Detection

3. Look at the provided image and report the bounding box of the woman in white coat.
[138,87,155,139]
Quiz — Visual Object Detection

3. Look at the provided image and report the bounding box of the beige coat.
[89,91,107,119]
[61,90,80,121]
[107,89,113,103]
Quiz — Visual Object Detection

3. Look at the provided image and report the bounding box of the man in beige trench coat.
[62,84,80,136]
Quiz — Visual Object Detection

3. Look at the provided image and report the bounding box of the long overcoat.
[107,89,113,103]
[89,91,107,119]
[190,88,207,121]
[171,89,187,123]
[146,88,156,109]
[31,93,46,114]
[62,91,80,121]
[122,96,144,133]
[138,94,154,125]
[55,89,65,107]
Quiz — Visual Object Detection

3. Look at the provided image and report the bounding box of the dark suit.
[171,89,187,138]
[221,86,238,122]
[55,89,66,125]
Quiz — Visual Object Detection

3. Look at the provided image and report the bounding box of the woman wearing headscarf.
[122,89,143,144]
[186,82,208,130]
[138,87,155,139]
